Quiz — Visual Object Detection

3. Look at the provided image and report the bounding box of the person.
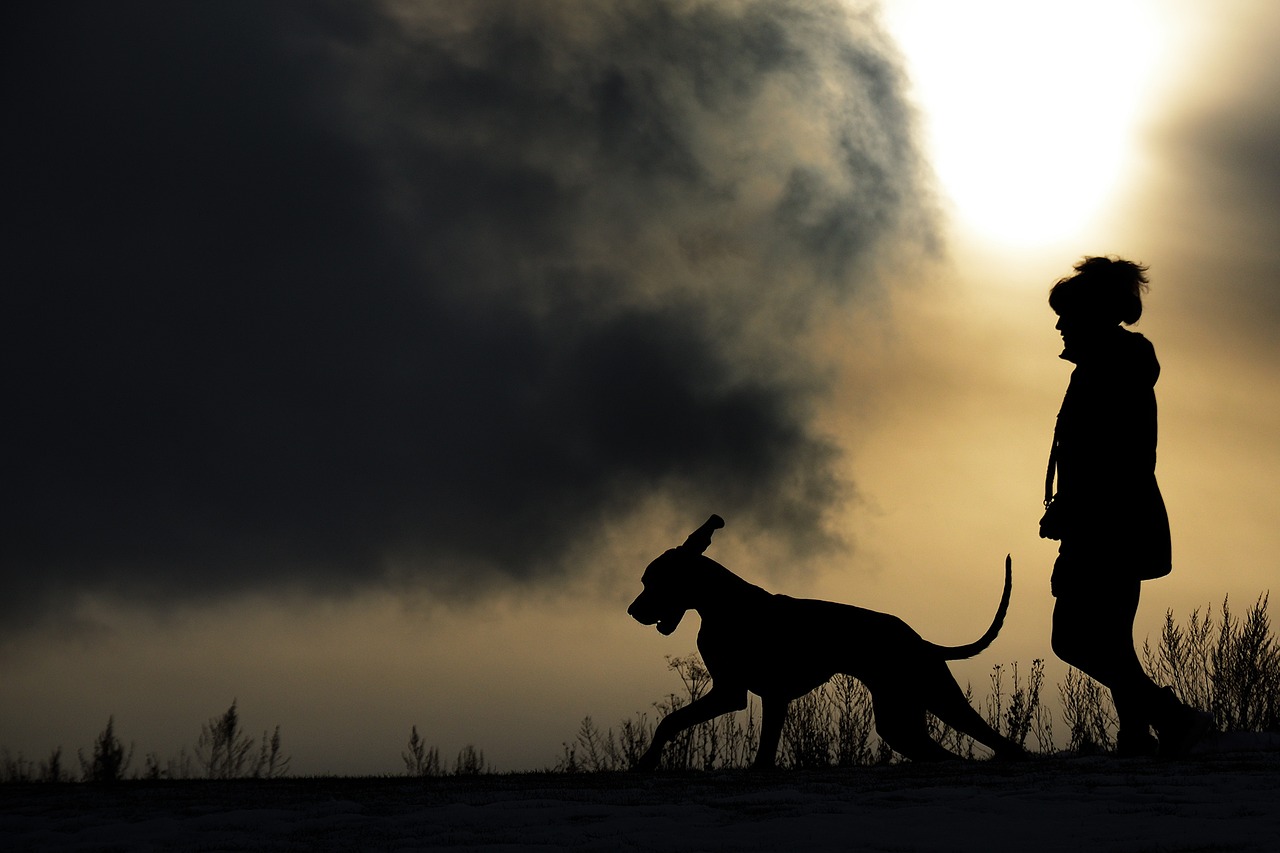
[1039,256,1211,757]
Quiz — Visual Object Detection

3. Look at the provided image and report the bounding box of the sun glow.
[883,1,1169,248]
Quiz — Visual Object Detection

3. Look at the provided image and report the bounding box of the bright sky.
[882,0,1181,249]
[4,1,1278,777]
[849,0,1280,711]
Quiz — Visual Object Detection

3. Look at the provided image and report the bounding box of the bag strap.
[1044,437,1057,508]
[1045,379,1073,509]
[1045,404,1065,508]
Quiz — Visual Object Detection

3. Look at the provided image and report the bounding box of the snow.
[3,743,1279,852]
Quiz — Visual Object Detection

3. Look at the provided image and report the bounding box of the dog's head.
[628,515,724,635]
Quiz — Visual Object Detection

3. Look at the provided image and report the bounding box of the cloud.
[2,0,934,627]
[1144,4,1280,325]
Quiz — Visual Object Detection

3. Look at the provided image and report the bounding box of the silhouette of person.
[1039,256,1211,757]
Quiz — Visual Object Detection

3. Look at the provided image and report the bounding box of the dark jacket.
[1047,327,1171,580]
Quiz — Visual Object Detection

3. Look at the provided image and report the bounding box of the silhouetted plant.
[986,659,1050,752]
[452,744,487,776]
[661,654,711,770]
[142,749,194,781]
[830,673,878,767]
[1143,593,1279,733]
[555,655,758,772]
[652,655,765,771]
[1212,595,1279,732]
[1143,604,1215,713]
[403,726,443,777]
[781,686,833,768]
[716,699,759,769]
[582,715,650,771]
[40,746,68,783]
[78,716,133,783]
[926,701,977,759]
[1031,677,1056,754]
[613,713,655,769]
[196,701,255,779]
[1059,667,1116,753]
[195,701,290,779]
[256,725,291,779]
[555,712,656,773]
[554,741,581,773]
[652,691,693,771]
[0,747,69,783]
[1,749,36,783]
[571,717,609,773]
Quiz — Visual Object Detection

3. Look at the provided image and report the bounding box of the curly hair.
[1048,256,1150,325]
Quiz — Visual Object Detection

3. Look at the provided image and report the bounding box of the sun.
[882,0,1168,248]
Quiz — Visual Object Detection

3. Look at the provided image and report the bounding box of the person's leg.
[1091,579,1162,755]
[1052,558,1161,754]
[1079,577,1213,755]
[1052,556,1211,755]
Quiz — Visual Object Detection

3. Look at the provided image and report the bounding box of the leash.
[1045,377,1073,509]
[1044,433,1057,509]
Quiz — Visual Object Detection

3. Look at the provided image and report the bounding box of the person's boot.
[1116,727,1159,758]
[1153,687,1214,758]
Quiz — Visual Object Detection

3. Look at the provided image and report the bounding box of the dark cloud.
[2,0,933,626]
[1150,6,1280,324]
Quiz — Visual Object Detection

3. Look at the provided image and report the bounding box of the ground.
[3,748,1279,852]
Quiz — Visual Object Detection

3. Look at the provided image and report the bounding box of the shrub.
[1059,667,1116,753]
[195,701,291,779]
[1,750,36,783]
[403,726,443,777]
[927,691,976,760]
[781,674,885,768]
[1143,604,1214,713]
[79,716,133,783]
[256,725,291,779]
[40,746,68,783]
[986,659,1052,753]
[142,749,194,781]
[830,673,878,767]
[196,701,255,779]
[452,745,488,775]
[1144,594,1279,732]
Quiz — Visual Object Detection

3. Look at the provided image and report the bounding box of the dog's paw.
[989,741,1031,762]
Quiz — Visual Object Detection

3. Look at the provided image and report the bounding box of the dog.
[627,515,1025,768]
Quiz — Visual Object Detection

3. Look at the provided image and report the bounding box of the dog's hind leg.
[633,687,747,771]
[871,691,959,762]
[927,678,1026,760]
[751,695,790,770]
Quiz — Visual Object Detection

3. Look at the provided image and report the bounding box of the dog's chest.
[696,607,833,690]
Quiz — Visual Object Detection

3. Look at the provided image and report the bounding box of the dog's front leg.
[632,687,746,771]
[751,695,789,770]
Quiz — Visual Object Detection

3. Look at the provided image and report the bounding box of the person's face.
[1054,310,1114,356]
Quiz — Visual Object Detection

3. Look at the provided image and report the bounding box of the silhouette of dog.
[628,515,1025,768]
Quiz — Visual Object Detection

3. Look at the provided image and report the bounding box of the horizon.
[4,0,1280,776]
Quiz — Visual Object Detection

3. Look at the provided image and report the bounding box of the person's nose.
[1055,315,1065,332]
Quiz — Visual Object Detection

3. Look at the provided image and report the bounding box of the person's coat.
[1046,326,1171,581]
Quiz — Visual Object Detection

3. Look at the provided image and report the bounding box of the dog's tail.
[934,555,1013,661]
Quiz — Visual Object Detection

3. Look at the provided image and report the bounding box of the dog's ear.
[680,515,724,554]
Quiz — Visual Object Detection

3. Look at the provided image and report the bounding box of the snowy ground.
[4,743,1279,852]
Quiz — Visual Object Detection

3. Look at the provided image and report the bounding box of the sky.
[3,0,1278,775]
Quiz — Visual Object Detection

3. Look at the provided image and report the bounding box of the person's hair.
[1048,256,1149,325]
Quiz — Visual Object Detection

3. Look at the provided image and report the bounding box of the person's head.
[1049,256,1149,326]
